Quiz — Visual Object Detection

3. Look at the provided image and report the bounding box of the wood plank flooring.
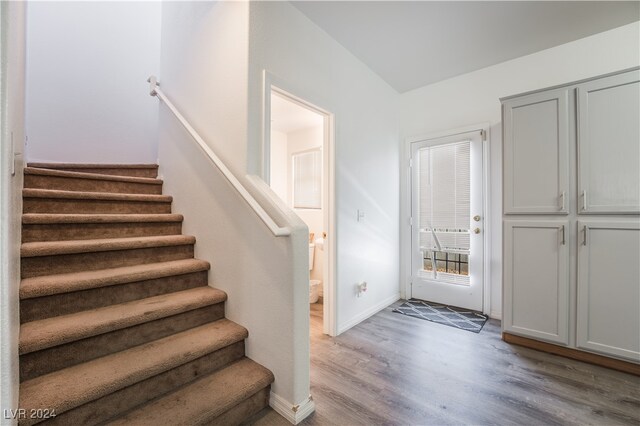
[249,301,640,425]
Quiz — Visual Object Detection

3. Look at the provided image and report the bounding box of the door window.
[418,141,471,285]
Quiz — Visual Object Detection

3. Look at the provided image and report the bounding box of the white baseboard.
[337,293,400,335]
[269,392,315,425]
[490,310,502,320]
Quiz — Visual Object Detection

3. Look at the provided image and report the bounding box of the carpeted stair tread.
[19,319,248,416]
[24,168,163,195]
[20,259,210,299]
[108,358,274,426]
[26,163,159,178]
[23,188,172,202]
[28,163,158,170]
[21,235,195,257]
[24,167,163,185]
[22,213,183,224]
[19,287,226,354]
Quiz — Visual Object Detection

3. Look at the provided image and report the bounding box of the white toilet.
[308,244,321,303]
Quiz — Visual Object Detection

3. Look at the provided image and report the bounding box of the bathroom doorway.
[264,78,336,336]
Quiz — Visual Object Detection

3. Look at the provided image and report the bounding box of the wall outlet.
[356,281,367,297]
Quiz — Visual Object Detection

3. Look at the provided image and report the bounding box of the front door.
[410,130,484,311]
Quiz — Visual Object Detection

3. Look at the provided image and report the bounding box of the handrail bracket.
[148,76,159,96]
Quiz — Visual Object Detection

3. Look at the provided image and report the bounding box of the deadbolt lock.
[474,228,481,234]
[473,215,481,222]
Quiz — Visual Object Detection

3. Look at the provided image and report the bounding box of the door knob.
[473,215,481,222]
[473,228,481,234]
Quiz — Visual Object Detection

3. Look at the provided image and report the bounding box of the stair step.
[19,287,226,355]
[18,320,247,421]
[207,386,271,426]
[21,258,209,299]
[24,167,163,195]
[37,342,246,425]
[20,235,195,278]
[20,259,210,323]
[23,189,172,214]
[20,304,225,381]
[27,163,159,178]
[21,234,194,257]
[22,213,184,242]
[108,358,274,426]
[23,213,184,225]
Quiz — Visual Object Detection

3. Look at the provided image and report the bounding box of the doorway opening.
[264,82,336,336]
[409,129,487,312]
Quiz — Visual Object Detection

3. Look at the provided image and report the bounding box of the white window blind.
[292,149,322,209]
[419,141,471,253]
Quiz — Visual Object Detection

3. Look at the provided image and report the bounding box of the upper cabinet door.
[577,70,640,214]
[503,89,570,215]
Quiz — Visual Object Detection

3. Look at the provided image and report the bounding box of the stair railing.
[148,76,291,237]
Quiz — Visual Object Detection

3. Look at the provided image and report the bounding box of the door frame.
[262,70,338,336]
[401,123,492,315]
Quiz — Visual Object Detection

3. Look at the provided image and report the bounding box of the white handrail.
[148,76,291,237]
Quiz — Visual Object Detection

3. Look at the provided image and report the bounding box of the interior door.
[410,131,484,311]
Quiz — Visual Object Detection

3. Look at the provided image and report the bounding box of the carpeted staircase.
[18,163,274,425]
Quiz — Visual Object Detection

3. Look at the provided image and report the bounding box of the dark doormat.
[393,299,488,333]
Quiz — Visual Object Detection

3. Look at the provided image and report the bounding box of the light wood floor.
[250,301,640,425]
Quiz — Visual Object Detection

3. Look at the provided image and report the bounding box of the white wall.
[158,2,312,420]
[0,1,26,420]
[400,21,640,319]
[269,130,288,203]
[158,110,310,418]
[25,1,161,163]
[249,1,401,338]
[158,1,249,175]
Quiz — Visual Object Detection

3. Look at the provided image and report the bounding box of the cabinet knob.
[473,228,481,234]
[473,215,481,222]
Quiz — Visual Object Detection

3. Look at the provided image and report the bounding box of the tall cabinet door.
[577,220,640,362]
[503,89,570,214]
[577,70,640,214]
[503,220,570,345]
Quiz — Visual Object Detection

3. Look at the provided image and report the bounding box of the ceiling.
[291,1,640,93]
[271,92,324,133]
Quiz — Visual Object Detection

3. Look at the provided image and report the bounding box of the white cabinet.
[503,220,569,345]
[503,89,569,214]
[577,70,640,214]
[502,68,640,367]
[576,220,640,362]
